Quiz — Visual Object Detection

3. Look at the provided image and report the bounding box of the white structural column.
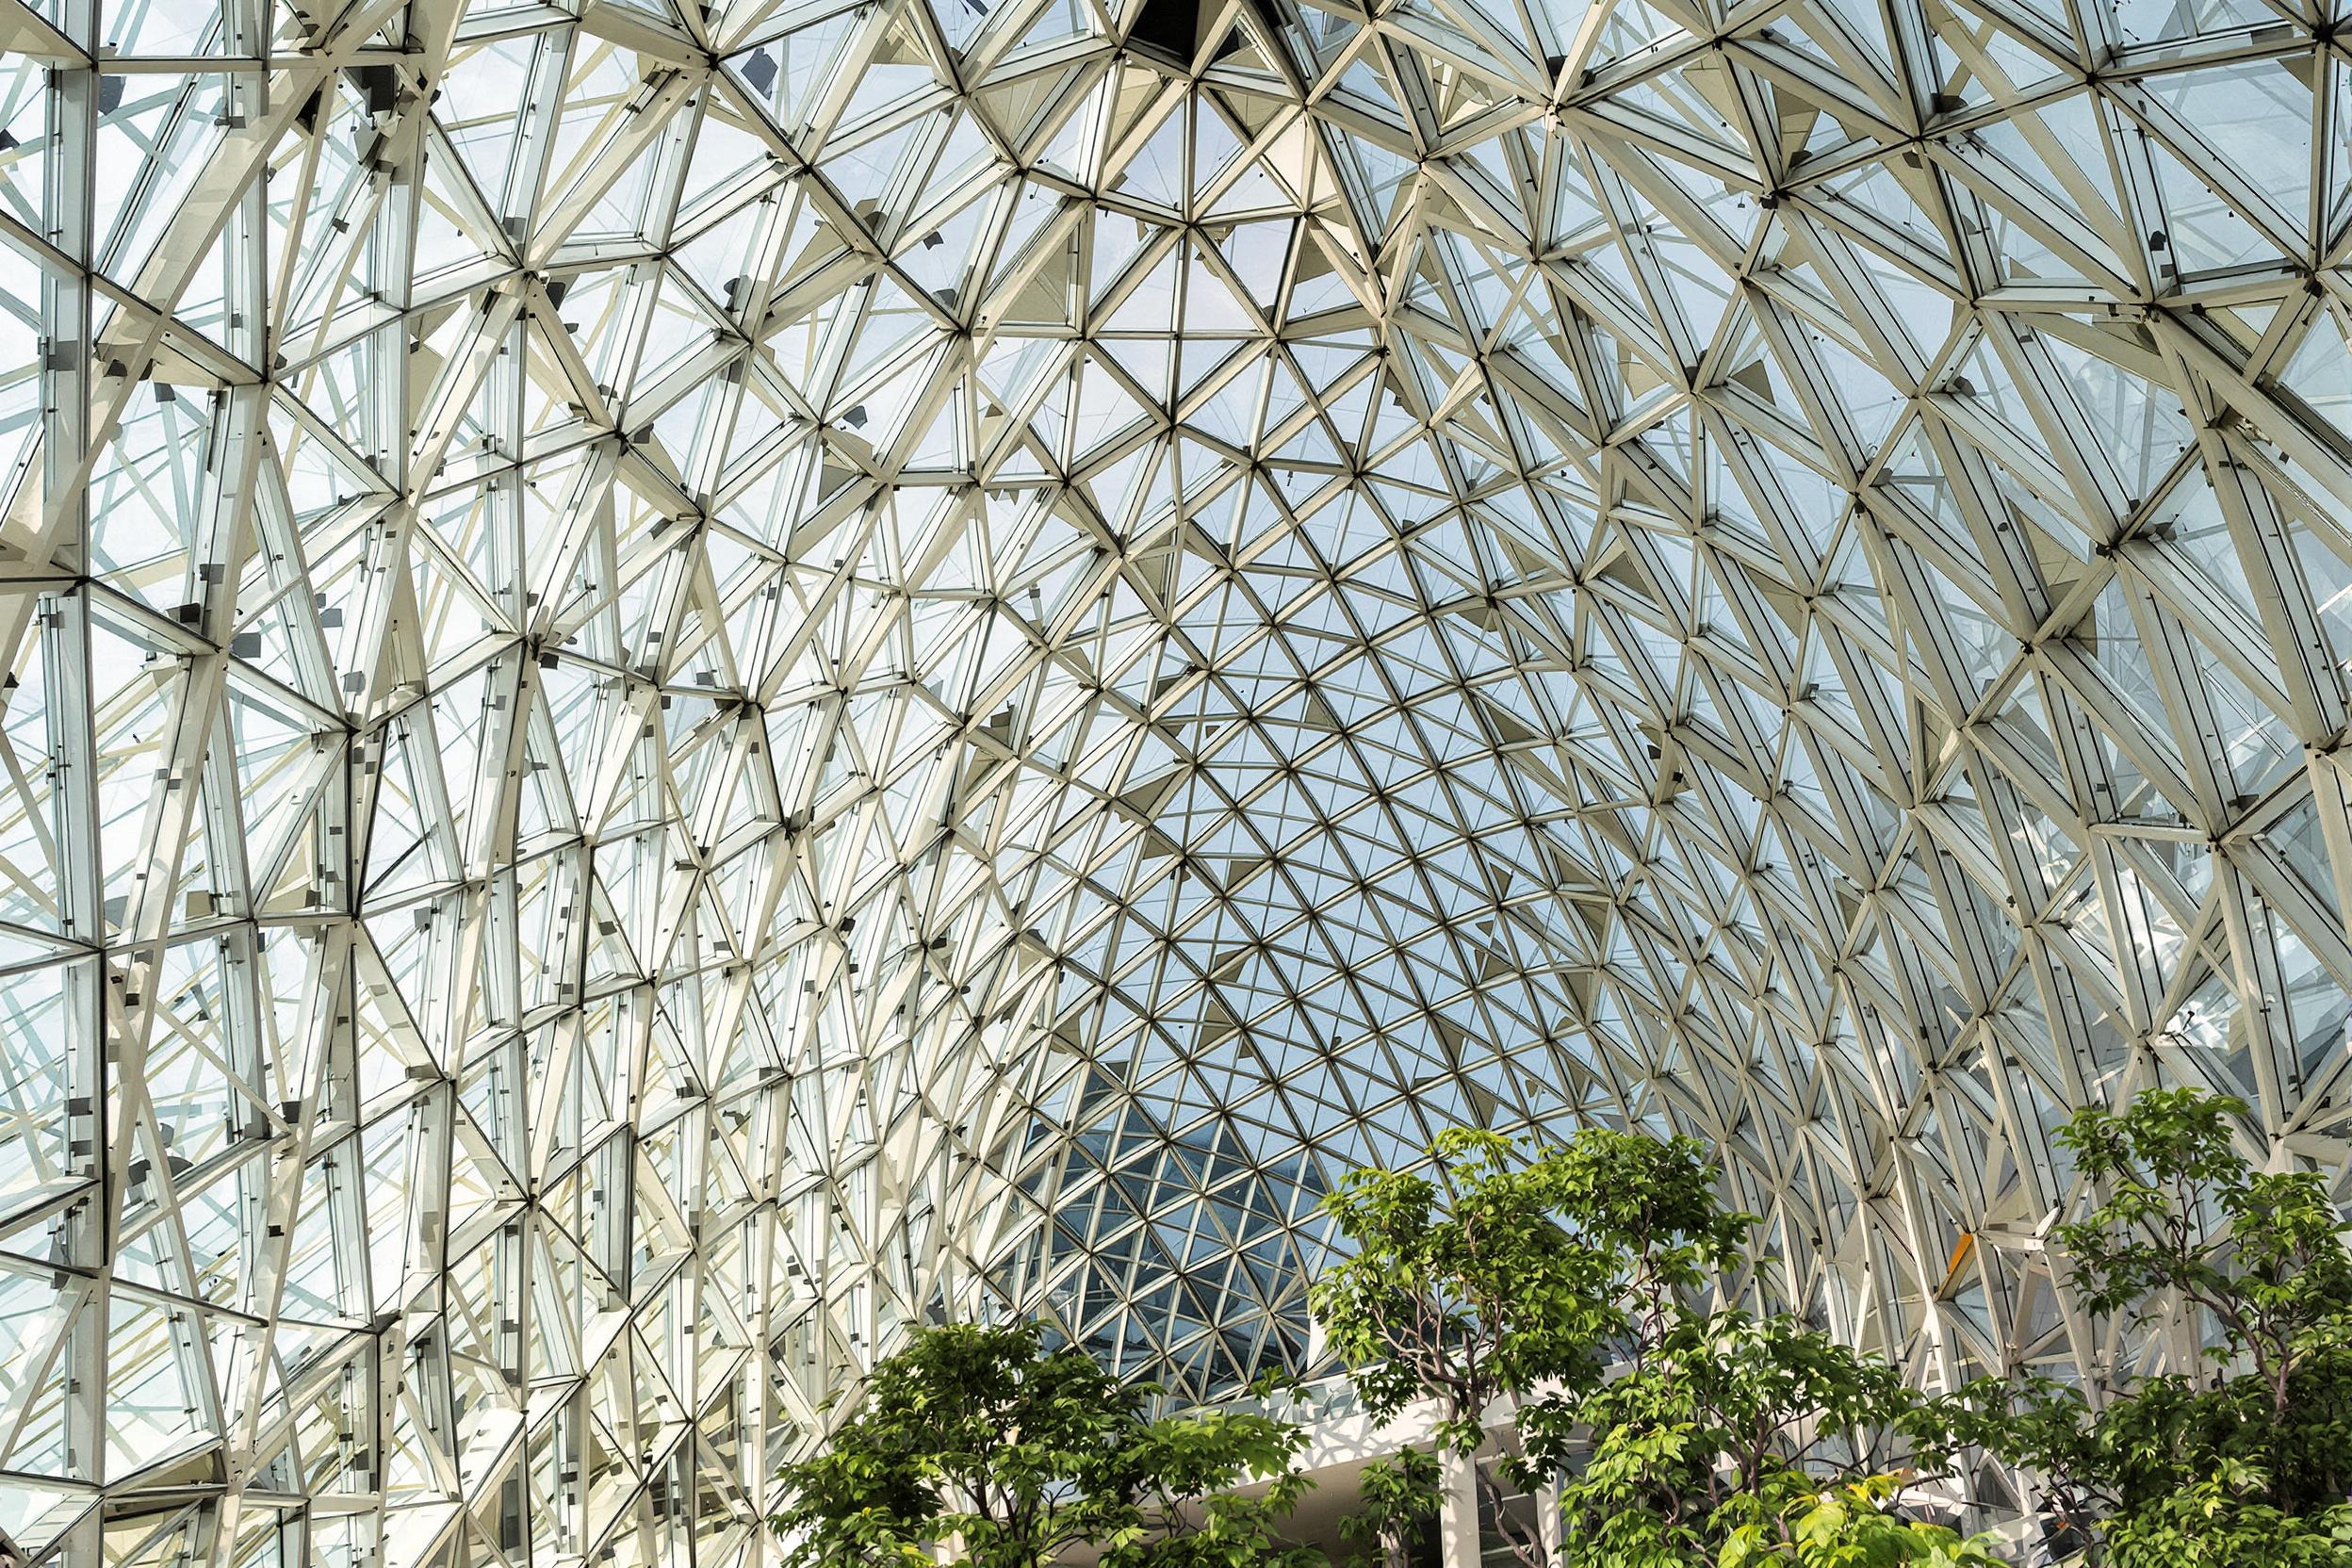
[1437,1446,1481,1568]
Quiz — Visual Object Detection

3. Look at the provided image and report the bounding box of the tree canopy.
[769,1322,1320,1568]
[1919,1088,2352,1567]
[1311,1128,1996,1568]
[1308,1127,1746,1440]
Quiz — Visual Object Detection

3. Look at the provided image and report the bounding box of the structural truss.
[2,0,2351,1560]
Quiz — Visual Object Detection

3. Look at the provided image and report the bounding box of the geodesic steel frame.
[2,0,2350,1562]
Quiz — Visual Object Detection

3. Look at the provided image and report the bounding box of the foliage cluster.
[1913,1089,2352,1568]
[1336,1448,1440,1568]
[772,1091,2352,1568]
[1311,1126,1994,1568]
[1315,1091,2352,1568]
[768,1321,1319,1568]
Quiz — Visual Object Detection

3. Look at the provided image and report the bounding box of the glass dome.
[1,0,2346,1562]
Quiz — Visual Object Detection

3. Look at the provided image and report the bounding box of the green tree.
[1313,1129,2001,1568]
[1102,1399,1325,1568]
[1531,1309,1922,1561]
[2057,1086,2350,1425]
[1537,1309,2001,1568]
[1337,1448,1442,1568]
[1310,1127,1749,1568]
[769,1322,1321,1568]
[1917,1087,2352,1566]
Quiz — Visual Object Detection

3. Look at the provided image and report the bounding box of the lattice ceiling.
[5,0,2352,1561]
